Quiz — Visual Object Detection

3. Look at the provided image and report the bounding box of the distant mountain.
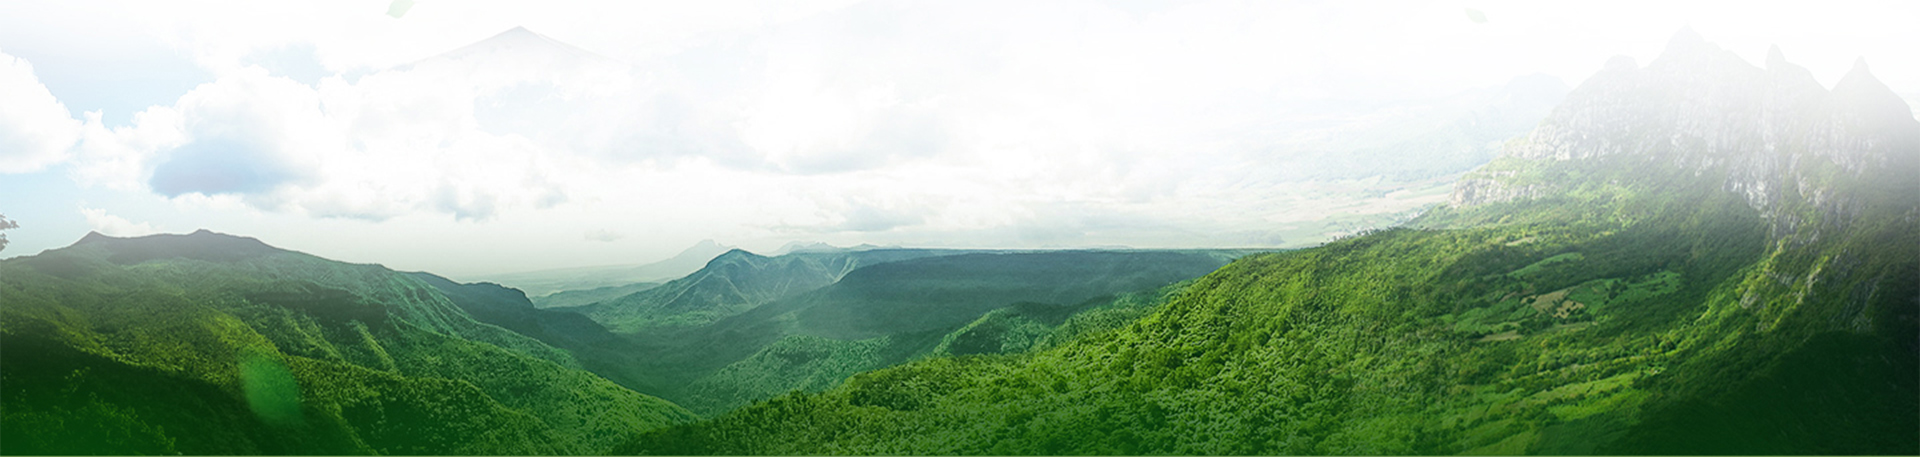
[783,251,1249,339]
[566,248,968,332]
[771,241,837,255]
[768,241,901,255]
[440,26,602,62]
[621,30,1917,455]
[1453,28,1919,216]
[0,230,691,455]
[402,26,615,73]
[531,281,663,309]
[628,240,738,284]
[473,239,734,299]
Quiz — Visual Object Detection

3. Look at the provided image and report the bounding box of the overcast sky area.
[1,0,1915,277]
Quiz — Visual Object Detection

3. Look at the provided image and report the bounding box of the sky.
[1,0,1915,278]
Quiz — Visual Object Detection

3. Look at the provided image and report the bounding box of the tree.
[0,213,16,253]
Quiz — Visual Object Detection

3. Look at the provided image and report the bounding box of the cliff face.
[1452,29,1920,235]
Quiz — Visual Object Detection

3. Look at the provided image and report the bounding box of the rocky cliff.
[1452,28,1920,239]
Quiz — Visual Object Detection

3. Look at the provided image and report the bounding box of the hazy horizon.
[3,0,1915,277]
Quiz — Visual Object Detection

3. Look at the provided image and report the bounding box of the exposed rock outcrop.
[1451,28,1920,222]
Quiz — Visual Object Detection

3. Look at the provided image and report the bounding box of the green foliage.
[568,250,1239,417]
[0,212,15,253]
[0,231,692,455]
[239,351,304,426]
[619,156,1917,455]
[677,335,893,415]
[1506,252,1584,278]
[933,308,1054,356]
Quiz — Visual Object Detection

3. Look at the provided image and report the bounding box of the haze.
[1,0,1913,278]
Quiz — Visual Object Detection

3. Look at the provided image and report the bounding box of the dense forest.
[0,231,692,454]
[0,231,1253,454]
[620,157,1915,454]
[466,246,1249,416]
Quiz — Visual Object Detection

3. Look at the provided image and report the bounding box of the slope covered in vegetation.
[618,32,1919,455]
[0,231,692,455]
[554,249,1245,416]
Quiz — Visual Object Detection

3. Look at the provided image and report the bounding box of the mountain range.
[3,28,1913,455]
[617,29,1919,455]
[471,239,734,301]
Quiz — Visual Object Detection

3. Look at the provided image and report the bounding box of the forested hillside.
[0,231,692,455]
[543,248,1245,416]
[653,251,1244,415]
[617,31,1919,455]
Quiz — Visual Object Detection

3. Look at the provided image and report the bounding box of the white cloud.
[79,205,159,237]
[72,31,631,221]
[0,50,82,173]
[9,0,1917,274]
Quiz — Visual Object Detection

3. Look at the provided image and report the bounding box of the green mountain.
[566,248,975,332]
[0,230,693,455]
[617,31,1919,455]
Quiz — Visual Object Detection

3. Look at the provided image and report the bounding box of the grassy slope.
[0,233,693,455]
[618,157,1917,455]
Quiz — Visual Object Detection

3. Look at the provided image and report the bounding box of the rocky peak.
[1762,46,1820,88]
[1831,58,1917,123]
[1659,26,1711,58]
[1765,45,1787,68]
[1452,29,1919,230]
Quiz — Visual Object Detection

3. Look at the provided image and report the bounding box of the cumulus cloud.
[72,29,618,222]
[38,1,1643,259]
[79,205,160,237]
[148,69,331,198]
[58,3,1571,233]
[0,50,82,173]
